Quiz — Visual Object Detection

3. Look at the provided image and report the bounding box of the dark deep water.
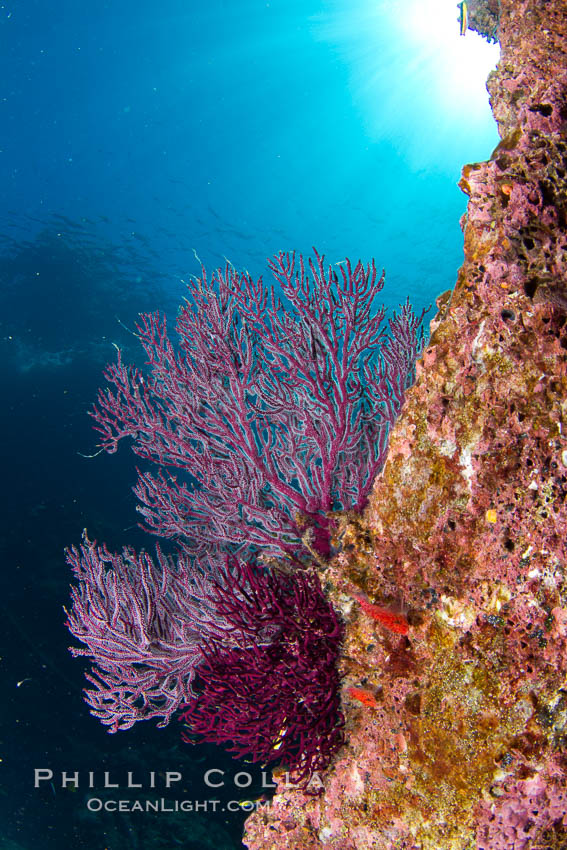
[0,1,499,847]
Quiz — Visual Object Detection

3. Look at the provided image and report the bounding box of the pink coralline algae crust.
[243,1,567,848]
[476,756,567,850]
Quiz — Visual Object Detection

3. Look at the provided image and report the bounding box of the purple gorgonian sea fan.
[178,559,345,786]
[65,538,345,783]
[65,535,239,732]
[91,248,425,562]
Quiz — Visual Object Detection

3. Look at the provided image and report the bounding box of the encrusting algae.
[243,0,567,847]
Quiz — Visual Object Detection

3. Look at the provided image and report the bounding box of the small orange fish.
[346,686,379,708]
[353,594,409,635]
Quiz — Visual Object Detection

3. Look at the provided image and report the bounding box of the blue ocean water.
[0,2,499,848]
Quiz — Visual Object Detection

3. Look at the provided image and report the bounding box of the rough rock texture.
[466,0,500,43]
[243,1,567,848]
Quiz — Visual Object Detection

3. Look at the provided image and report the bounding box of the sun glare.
[397,0,500,111]
[313,0,500,168]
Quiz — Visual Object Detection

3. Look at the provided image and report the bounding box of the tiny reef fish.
[346,687,380,708]
[353,593,409,635]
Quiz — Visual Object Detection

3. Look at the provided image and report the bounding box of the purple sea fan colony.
[91,248,425,561]
[179,559,345,785]
[65,535,238,732]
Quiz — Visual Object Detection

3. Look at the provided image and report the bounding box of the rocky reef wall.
[244,1,567,847]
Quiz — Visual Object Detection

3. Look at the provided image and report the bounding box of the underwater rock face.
[243,0,567,848]
[465,0,500,43]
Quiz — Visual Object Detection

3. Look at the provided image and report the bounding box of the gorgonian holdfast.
[91,248,425,562]
[179,558,345,786]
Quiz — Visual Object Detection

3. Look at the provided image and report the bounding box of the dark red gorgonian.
[179,559,345,785]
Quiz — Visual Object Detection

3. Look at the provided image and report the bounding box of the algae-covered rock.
[244,1,567,847]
